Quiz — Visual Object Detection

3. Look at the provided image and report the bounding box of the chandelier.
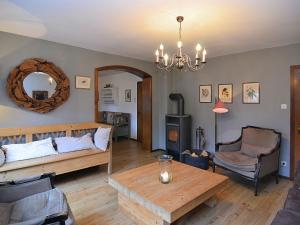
[154,16,207,72]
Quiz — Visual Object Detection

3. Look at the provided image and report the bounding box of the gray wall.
[170,44,300,177]
[0,31,168,150]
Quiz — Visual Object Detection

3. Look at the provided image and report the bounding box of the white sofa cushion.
[2,138,57,163]
[55,133,96,153]
[0,149,5,166]
[94,127,111,151]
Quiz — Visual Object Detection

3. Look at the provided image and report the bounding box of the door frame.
[94,65,152,150]
[290,65,300,179]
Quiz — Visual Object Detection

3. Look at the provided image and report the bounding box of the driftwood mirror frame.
[7,58,70,114]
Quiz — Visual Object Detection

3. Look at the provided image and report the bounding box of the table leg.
[204,195,217,208]
[118,193,169,225]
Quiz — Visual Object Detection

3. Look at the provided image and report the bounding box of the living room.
[0,1,300,225]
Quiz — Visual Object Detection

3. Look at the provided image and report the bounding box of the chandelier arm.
[184,54,204,71]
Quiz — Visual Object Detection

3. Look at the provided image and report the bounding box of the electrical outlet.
[281,161,287,167]
[281,104,287,110]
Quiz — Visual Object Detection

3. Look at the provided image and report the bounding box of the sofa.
[0,122,112,182]
[0,173,75,225]
[213,126,281,195]
[271,161,300,225]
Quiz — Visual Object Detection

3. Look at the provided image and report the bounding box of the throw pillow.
[0,149,5,166]
[55,133,96,153]
[2,138,57,163]
[94,127,111,151]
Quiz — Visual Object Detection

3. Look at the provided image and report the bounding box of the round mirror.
[7,58,70,113]
[23,72,57,100]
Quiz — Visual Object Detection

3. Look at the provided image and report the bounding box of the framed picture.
[199,85,212,103]
[125,89,131,102]
[32,91,48,100]
[75,76,91,89]
[243,82,260,104]
[218,84,233,103]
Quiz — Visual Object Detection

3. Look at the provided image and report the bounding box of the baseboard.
[151,148,166,152]
[279,174,291,180]
[129,138,138,141]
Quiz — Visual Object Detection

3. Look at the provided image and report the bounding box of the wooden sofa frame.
[0,122,113,182]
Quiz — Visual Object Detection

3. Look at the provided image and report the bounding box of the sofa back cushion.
[2,138,57,163]
[55,133,96,153]
[241,127,279,157]
[0,149,5,166]
[94,127,111,151]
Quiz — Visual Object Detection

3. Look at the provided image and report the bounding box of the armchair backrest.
[241,126,281,157]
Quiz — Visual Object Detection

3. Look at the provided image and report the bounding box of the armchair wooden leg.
[212,163,216,173]
[254,178,259,196]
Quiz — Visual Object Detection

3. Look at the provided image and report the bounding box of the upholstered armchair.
[212,126,281,196]
[0,173,76,225]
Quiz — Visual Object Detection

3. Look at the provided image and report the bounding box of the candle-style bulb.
[160,44,164,50]
[164,53,169,66]
[155,49,159,56]
[177,41,182,48]
[202,48,207,62]
[196,43,202,52]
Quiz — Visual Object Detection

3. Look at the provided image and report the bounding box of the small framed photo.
[218,84,233,103]
[76,76,91,89]
[243,82,260,104]
[199,85,212,103]
[125,89,131,102]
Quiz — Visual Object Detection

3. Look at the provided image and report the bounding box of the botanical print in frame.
[125,89,131,102]
[75,76,91,89]
[243,82,260,104]
[218,84,233,103]
[199,85,212,103]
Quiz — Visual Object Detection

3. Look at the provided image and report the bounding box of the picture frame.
[242,82,260,104]
[199,85,212,103]
[75,76,91,89]
[218,84,233,103]
[125,89,131,102]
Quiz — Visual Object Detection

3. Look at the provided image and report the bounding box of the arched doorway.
[94,65,152,151]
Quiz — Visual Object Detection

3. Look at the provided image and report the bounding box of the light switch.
[281,104,287,110]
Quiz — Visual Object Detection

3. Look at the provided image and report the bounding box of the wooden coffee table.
[109,161,228,225]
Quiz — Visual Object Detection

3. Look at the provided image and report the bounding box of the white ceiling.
[1,0,300,61]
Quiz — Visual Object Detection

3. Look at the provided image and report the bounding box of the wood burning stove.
[166,94,191,161]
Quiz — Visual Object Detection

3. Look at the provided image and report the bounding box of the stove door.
[166,124,180,160]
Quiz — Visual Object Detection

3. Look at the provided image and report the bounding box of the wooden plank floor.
[55,140,293,225]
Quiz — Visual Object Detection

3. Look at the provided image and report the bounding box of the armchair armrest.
[216,139,242,152]
[43,211,68,225]
[0,173,56,203]
[257,148,280,178]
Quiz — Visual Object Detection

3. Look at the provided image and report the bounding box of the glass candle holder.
[159,155,173,184]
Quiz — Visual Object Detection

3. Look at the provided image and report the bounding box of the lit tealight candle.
[160,171,170,183]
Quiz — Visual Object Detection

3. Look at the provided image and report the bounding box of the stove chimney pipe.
[169,93,184,115]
